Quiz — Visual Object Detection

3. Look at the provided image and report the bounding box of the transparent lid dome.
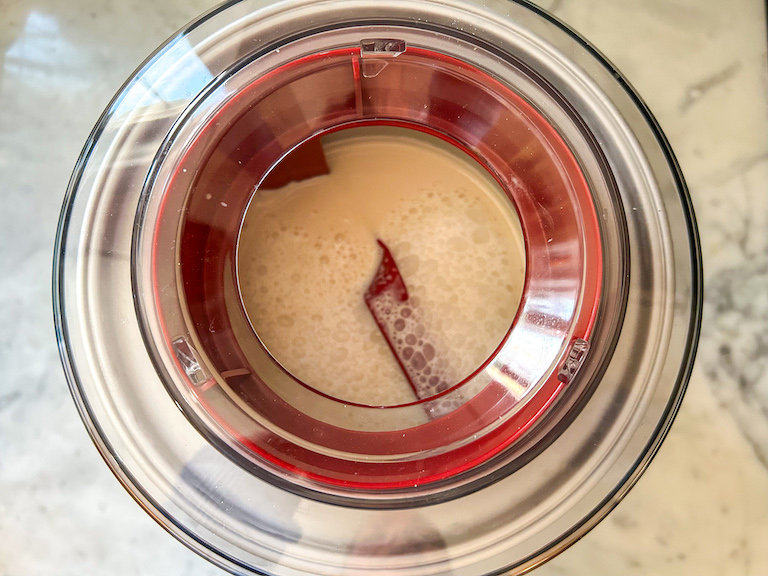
[54,0,701,574]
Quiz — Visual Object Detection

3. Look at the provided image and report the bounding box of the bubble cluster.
[366,287,463,418]
[237,127,525,410]
[377,183,524,385]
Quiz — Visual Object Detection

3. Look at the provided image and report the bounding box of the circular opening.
[148,45,601,495]
[236,125,526,410]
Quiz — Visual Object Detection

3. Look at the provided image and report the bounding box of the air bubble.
[331,347,349,362]
[333,331,351,343]
[448,236,469,252]
[410,352,426,370]
[472,227,490,244]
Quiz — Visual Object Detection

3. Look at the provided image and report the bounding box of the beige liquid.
[237,127,525,408]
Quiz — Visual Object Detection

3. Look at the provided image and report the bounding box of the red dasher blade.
[365,240,460,418]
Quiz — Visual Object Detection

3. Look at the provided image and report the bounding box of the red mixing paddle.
[364,240,461,418]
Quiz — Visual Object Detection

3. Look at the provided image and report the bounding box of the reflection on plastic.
[177,445,456,574]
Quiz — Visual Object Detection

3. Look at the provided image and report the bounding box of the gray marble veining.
[699,158,768,467]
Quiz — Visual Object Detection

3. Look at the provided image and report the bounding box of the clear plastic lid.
[54,0,701,573]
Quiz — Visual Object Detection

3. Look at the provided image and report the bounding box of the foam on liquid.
[237,127,525,408]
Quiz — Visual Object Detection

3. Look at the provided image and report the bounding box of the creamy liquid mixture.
[237,127,525,407]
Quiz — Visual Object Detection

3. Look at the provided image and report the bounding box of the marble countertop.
[1,0,766,574]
